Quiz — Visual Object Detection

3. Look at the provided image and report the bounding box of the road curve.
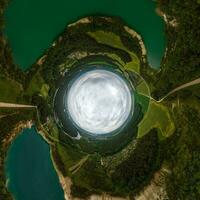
[159,78,200,102]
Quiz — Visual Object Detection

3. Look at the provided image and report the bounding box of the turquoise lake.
[5,128,65,200]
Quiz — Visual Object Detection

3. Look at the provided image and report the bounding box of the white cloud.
[66,69,133,135]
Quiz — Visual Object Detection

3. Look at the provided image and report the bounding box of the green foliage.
[138,100,175,139]
[111,129,160,196]
[163,104,200,200]
[25,69,45,96]
[0,76,23,103]
[71,185,93,199]
[31,95,51,123]
[135,93,149,113]
[72,156,114,197]
[55,142,86,174]
[152,1,200,197]
[154,0,200,99]
[87,30,140,72]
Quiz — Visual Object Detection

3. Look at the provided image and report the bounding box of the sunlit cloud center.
[67,69,133,134]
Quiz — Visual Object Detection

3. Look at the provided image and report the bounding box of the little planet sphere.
[66,69,133,135]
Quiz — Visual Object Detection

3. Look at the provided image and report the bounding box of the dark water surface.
[4,0,165,70]
[5,128,65,200]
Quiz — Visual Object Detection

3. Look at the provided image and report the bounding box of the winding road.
[158,77,200,102]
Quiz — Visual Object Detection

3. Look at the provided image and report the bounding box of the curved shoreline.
[2,121,33,149]
[2,121,33,199]
[124,26,147,62]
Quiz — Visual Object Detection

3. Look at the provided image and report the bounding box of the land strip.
[0,102,36,108]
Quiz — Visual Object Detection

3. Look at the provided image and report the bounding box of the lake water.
[5,128,65,200]
[4,1,166,199]
[4,0,165,70]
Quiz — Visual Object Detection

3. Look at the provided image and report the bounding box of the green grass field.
[72,156,113,193]
[137,99,175,139]
[136,79,150,97]
[135,93,150,113]
[25,70,45,96]
[56,142,86,174]
[0,77,22,102]
[40,84,50,98]
[87,31,140,73]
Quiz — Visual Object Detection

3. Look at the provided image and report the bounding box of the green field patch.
[136,79,150,97]
[69,155,89,174]
[135,93,150,113]
[72,156,113,193]
[0,77,22,102]
[137,100,175,139]
[40,84,50,99]
[26,70,45,96]
[124,61,140,73]
[88,31,125,50]
[56,143,86,174]
[102,53,125,66]
[87,31,140,73]
[43,117,60,139]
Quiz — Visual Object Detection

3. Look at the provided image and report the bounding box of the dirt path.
[0,102,36,108]
[69,155,89,175]
[158,78,200,102]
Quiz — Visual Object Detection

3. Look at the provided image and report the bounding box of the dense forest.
[154,0,200,99]
[111,129,160,196]
[154,0,200,199]
[160,86,200,199]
